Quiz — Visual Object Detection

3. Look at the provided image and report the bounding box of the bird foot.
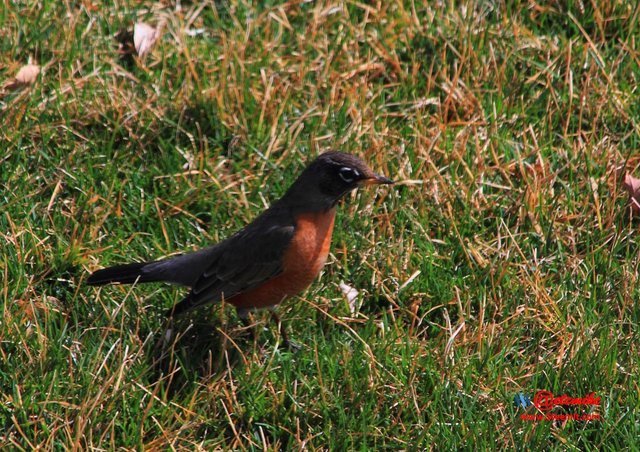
[282,339,303,352]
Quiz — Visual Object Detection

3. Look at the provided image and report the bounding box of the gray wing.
[168,214,295,316]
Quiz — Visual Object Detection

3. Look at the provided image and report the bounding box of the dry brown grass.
[2,1,639,449]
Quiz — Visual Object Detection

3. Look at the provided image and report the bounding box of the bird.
[86,151,394,349]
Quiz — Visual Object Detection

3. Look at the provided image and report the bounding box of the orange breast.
[228,208,336,310]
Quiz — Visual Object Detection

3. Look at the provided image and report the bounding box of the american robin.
[87,151,393,348]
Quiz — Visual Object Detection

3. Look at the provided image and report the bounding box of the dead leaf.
[16,64,40,84]
[134,22,161,59]
[340,282,359,315]
[4,63,40,90]
[623,173,640,214]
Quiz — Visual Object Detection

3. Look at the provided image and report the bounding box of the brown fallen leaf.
[134,22,161,59]
[623,173,640,214]
[4,63,40,90]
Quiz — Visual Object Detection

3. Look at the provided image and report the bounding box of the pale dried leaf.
[623,173,640,214]
[134,22,160,58]
[185,28,206,37]
[340,282,359,315]
[5,63,41,89]
[15,64,40,84]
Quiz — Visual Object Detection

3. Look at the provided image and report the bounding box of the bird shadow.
[140,310,284,397]
[141,314,255,396]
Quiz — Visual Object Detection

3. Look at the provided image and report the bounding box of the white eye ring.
[339,167,359,183]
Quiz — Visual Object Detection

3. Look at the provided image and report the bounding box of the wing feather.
[168,209,295,316]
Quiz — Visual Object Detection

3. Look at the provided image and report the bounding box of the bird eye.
[338,167,359,183]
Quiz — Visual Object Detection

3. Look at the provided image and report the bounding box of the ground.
[1,1,639,449]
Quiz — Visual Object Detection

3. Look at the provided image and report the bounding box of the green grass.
[2,0,639,449]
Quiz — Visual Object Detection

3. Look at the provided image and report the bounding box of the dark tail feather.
[86,261,160,286]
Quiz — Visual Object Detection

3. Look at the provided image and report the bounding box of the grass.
[2,0,639,449]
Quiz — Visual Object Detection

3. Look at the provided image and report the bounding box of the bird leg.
[270,310,301,352]
[237,308,301,351]
[237,309,256,343]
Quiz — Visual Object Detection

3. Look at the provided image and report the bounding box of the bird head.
[283,151,394,210]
